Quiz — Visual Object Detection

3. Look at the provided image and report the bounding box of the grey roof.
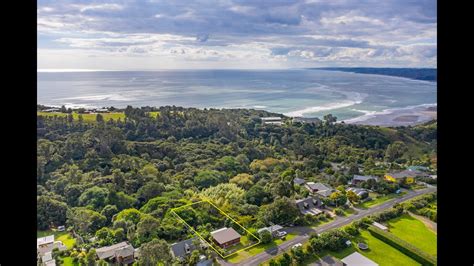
[260,117,282,121]
[316,189,334,198]
[353,175,377,181]
[96,242,133,260]
[294,178,306,185]
[257,225,284,234]
[170,237,199,258]
[346,187,368,197]
[388,170,428,179]
[115,245,135,258]
[197,259,213,266]
[341,252,378,266]
[37,235,55,247]
[306,182,333,192]
[210,227,241,245]
[320,255,343,266]
[295,197,323,215]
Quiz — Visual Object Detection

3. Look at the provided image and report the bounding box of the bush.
[344,225,359,236]
[367,225,436,265]
[334,208,344,216]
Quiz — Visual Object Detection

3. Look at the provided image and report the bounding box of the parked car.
[276,231,287,238]
[292,243,302,249]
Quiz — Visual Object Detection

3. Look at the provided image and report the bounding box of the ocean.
[37,69,437,125]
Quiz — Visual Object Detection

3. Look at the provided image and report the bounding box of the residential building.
[96,241,135,265]
[407,166,429,172]
[170,237,203,260]
[40,251,56,266]
[257,225,284,237]
[292,117,322,125]
[37,235,67,257]
[385,170,428,183]
[293,177,306,186]
[261,117,283,125]
[346,187,369,199]
[341,252,378,266]
[295,197,324,216]
[351,175,378,185]
[305,182,334,198]
[210,227,241,248]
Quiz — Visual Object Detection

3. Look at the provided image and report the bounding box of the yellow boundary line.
[170,200,261,258]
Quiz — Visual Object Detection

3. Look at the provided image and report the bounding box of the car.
[276,231,287,238]
[292,243,302,249]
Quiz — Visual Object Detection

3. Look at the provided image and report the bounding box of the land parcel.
[171,200,260,258]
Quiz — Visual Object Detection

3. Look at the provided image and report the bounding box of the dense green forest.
[315,68,437,81]
[37,105,437,264]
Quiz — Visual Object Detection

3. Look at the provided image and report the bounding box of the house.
[407,166,429,172]
[96,241,135,265]
[372,222,388,231]
[318,255,343,266]
[41,251,56,266]
[292,117,322,125]
[295,197,324,216]
[346,187,369,199]
[170,237,202,260]
[305,182,334,198]
[37,235,67,256]
[351,175,378,186]
[294,177,306,186]
[257,225,284,237]
[385,170,428,183]
[210,227,241,248]
[261,117,283,125]
[341,252,378,266]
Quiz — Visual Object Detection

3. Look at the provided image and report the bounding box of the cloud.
[37,0,437,69]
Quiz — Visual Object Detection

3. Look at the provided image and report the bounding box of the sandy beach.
[344,105,437,127]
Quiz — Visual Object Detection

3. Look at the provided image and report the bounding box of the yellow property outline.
[170,200,261,258]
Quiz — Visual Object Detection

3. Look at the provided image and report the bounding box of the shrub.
[334,208,344,216]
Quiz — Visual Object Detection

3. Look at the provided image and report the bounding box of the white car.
[292,243,302,249]
[276,231,287,238]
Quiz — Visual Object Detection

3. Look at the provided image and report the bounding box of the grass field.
[386,214,437,256]
[38,111,126,123]
[263,230,420,266]
[37,230,76,249]
[227,233,297,263]
[357,192,403,209]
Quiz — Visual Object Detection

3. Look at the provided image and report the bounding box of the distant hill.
[313,67,437,81]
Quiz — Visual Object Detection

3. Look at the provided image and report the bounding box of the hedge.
[367,225,437,266]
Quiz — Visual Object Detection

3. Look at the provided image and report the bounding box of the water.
[37,69,437,123]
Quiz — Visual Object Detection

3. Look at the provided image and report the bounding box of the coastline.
[342,104,437,127]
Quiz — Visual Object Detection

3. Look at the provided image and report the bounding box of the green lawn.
[263,230,420,266]
[60,256,78,266]
[357,192,403,209]
[386,214,437,256]
[38,111,125,123]
[37,230,76,249]
[227,233,297,263]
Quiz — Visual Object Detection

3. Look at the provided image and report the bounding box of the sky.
[37,0,437,70]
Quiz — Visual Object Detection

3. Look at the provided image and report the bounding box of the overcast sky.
[37,0,437,70]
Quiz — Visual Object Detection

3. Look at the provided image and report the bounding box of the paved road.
[217,187,436,266]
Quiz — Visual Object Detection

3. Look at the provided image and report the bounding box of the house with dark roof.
[294,177,306,186]
[346,187,369,199]
[95,241,135,265]
[210,227,241,248]
[305,182,334,198]
[351,175,378,185]
[170,237,202,260]
[385,170,428,184]
[295,197,324,216]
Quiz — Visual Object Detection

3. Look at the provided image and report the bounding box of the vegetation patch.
[367,225,436,265]
[171,200,260,258]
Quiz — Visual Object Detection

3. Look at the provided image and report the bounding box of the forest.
[37,105,437,265]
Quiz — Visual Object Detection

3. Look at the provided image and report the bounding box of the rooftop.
[260,117,282,121]
[294,177,306,185]
[210,227,241,245]
[96,241,134,260]
[306,182,333,192]
[257,225,284,234]
[37,235,55,247]
[353,175,377,181]
[170,237,199,258]
[341,252,378,266]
